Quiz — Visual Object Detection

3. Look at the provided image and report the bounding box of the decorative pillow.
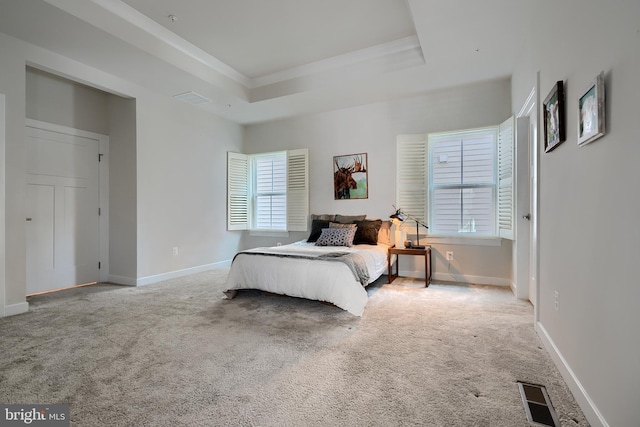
[334,214,366,224]
[307,219,331,242]
[353,219,383,245]
[377,220,393,246]
[329,222,357,229]
[310,214,336,222]
[315,227,357,247]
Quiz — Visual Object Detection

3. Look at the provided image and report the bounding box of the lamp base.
[412,245,425,249]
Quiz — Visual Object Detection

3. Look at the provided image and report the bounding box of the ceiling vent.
[173,91,211,105]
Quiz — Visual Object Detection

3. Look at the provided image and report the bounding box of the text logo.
[1,404,69,426]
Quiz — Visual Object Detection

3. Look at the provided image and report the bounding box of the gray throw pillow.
[315,227,357,247]
[307,219,331,242]
[335,214,366,223]
[353,219,382,245]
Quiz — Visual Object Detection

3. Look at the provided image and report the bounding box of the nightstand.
[387,246,432,287]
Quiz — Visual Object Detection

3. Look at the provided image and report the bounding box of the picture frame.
[543,80,565,152]
[577,71,606,146]
[333,153,368,200]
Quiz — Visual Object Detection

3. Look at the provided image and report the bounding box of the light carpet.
[0,269,589,426]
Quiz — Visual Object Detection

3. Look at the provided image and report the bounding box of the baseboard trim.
[136,260,232,287]
[429,271,511,287]
[536,321,608,427]
[107,274,137,287]
[3,301,29,317]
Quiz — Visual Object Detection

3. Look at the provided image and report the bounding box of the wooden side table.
[387,246,432,287]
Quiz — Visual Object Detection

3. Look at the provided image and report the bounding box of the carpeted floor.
[0,270,588,426]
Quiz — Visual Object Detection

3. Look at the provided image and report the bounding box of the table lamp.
[390,208,429,249]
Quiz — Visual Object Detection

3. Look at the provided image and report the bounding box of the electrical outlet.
[554,291,559,311]
[172,246,179,256]
[446,251,454,261]
[277,242,282,246]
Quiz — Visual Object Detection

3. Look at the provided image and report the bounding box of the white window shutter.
[254,153,287,230]
[286,148,309,231]
[498,116,515,239]
[227,152,248,230]
[396,135,427,225]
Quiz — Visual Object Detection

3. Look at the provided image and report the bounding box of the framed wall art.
[543,80,566,152]
[333,153,368,199]
[578,71,606,146]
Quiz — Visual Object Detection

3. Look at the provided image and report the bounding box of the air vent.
[518,382,560,427]
[173,91,211,105]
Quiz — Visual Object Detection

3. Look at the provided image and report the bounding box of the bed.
[224,215,392,316]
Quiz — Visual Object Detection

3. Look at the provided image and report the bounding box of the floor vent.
[518,382,560,427]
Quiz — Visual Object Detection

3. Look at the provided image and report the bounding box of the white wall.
[135,92,243,281]
[244,78,513,285]
[0,33,28,311]
[1,31,244,312]
[512,1,640,425]
[26,67,110,135]
[0,93,6,316]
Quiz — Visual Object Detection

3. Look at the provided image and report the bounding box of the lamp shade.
[389,210,405,222]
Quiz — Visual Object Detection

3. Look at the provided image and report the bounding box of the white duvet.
[224,241,389,316]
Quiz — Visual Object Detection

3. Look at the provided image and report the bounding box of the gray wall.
[1,32,243,308]
[0,33,28,309]
[26,67,139,283]
[134,92,243,280]
[108,95,137,281]
[244,78,513,285]
[511,1,639,425]
[26,67,110,135]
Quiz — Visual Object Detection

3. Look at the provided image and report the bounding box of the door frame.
[515,81,540,308]
[25,119,110,284]
[515,77,540,320]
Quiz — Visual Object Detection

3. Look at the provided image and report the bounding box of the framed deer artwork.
[333,153,368,199]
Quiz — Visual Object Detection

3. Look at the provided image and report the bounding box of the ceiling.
[0,0,526,124]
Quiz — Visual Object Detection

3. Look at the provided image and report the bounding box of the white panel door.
[26,126,99,294]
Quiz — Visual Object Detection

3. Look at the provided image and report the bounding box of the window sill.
[249,230,290,238]
[422,235,503,247]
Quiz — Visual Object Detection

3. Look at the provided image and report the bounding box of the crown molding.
[41,1,424,104]
[88,0,252,86]
[46,0,423,93]
[250,36,422,88]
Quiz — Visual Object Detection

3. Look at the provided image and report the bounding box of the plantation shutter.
[396,135,427,226]
[498,116,515,239]
[286,148,309,231]
[227,152,248,230]
[254,152,287,230]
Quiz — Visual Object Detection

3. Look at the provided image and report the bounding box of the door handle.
[522,214,531,221]
[26,218,32,222]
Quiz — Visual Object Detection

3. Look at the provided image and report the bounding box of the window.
[227,149,308,232]
[253,153,287,230]
[396,117,513,239]
[429,128,497,236]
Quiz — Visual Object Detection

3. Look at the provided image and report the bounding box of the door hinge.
[99,153,103,162]
[99,207,101,216]
[98,262,101,269]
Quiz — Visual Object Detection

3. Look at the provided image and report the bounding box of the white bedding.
[224,240,389,316]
